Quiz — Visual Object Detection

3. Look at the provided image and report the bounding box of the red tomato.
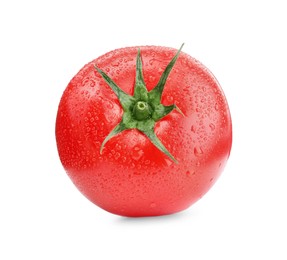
[56,44,232,217]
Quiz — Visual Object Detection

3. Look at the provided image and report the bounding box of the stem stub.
[133,101,151,121]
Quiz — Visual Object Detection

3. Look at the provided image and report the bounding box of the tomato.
[56,44,232,217]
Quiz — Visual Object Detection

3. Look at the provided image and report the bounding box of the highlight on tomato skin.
[55,44,232,217]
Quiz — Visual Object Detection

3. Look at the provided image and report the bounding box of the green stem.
[133,101,151,121]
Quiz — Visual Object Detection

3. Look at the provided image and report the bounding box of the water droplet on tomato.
[149,59,155,65]
[150,202,156,208]
[194,146,203,157]
[158,67,164,74]
[115,152,120,160]
[186,170,195,177]
[145,160,150,165]
[191,125,196,133]
[132,147,144,161]
[209,123,215,131]
[165,158,172,167]
[111,60,120,67]
[166,95,174,102]
[115,143,121,151]
[107,101,114,109]
[148,75,156,82]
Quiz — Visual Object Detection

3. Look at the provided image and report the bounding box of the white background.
[1,0,286,259]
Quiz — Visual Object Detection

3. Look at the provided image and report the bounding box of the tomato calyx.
[94,44,185,163]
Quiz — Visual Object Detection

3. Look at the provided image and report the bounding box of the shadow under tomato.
[114,208,195,224]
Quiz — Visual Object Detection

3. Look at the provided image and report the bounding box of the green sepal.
[100,121,127,154]
[94,65,134,111]
[148,43,184,104]
[143,129,178,163]
[133,49,149,102]
[122,111,137,129]
[152,104,177,121]
[136,118,155,133]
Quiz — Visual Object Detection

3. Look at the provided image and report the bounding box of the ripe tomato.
[56,44,232,217]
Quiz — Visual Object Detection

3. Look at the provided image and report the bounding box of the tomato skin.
[56,46,232,217]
